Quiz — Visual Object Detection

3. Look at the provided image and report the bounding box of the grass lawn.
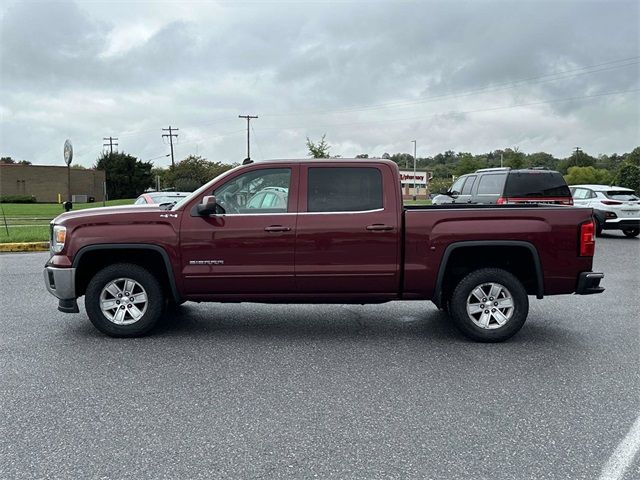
[0,198,133,217]
[0,199,134,243]
[0,226,50,244]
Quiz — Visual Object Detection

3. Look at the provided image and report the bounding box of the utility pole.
[411,140,417,200]
[238,115,258,162]
[500,153,504,168]
[102,137,118,155]
[162,126,179,167]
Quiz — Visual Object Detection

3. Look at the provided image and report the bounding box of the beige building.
[0,164,106,203]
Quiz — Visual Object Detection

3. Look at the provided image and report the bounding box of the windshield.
[504,172,570,198]
[604,190,638,201]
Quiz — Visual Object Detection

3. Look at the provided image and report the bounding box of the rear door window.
[573,188,589,200]
[476,174,507,195]
[504,172,571,198]
[461,175,477,195]
[308,167,383,212]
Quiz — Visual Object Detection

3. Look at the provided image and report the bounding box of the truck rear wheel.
[85,263,164,337]
[449,268,528,342]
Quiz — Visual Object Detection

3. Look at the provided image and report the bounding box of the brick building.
[0,164,106,203]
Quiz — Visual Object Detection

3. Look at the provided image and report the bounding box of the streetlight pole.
[411,140,417,200]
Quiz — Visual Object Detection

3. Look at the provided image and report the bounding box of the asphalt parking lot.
[1,232,638,480]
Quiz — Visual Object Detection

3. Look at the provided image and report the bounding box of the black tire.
[449,268,529,342]
[622,228,640,238]
[85,263,164,337]
[595,220,603,237]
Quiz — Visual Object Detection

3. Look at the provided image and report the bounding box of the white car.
[570,184,640,237]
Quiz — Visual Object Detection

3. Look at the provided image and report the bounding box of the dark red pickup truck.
[44,159,604,341]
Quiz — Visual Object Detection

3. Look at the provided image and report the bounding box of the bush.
[428,177,453,195]
[564,166,613,186]
[0,195,36,203]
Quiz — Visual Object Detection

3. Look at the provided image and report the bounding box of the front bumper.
[576,272,605,295]
[44,266,79,313]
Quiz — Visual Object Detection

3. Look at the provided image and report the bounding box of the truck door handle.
[366,224,394,231]
[264,225,291,232]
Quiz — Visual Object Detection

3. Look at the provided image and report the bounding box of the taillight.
[579,221,595,257]
[601,200,622,205]
[496,197,507,205]
[561,198,573,205]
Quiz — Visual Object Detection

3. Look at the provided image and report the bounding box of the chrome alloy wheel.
[99,278,148,325]
[466,282,514,330]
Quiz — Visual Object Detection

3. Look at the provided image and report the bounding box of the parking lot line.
[599,414,640,480]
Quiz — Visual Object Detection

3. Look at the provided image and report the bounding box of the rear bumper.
[44,266,79,313]
[576,272,605,295]
[603,218,640,230]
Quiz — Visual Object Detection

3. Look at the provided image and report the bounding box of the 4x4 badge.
[159,213,178,218]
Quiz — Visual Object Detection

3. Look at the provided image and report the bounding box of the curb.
[0,242,50,252]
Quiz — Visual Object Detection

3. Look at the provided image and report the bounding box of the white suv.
[570,184,640,237]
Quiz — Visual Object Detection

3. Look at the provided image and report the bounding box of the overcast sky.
[1,0,638,168]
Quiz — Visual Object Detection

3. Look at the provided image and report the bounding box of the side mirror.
[197,195,217,216]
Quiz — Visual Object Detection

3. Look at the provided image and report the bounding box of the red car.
[44,159,603,342]
[134,191,190,206]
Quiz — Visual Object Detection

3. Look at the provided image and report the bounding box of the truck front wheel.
[85,263,164,337]
[449,268,529,342]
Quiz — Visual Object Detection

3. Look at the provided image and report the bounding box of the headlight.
[51,225,67,253]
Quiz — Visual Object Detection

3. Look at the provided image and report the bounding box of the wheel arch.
[72,244,181,302]
[433,240,544,308]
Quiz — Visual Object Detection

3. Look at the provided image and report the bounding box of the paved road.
[1,232,639,479]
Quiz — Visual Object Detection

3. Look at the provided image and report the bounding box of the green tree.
[431,163,455,179]
[453,153,484,176]
[391,153,414,169]
[613,147,640,191]
[95,151,154,200]
[1,157,15,164]
[564,166,613,186]
[355,153,369,158]
[428,177,453,194]
[558,149,596,173]
[306,134,331,158]
[527,152,557,169]
[162,155,232,192]
[503,148,526,169]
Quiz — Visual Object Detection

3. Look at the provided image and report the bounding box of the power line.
[162,126,179,167]
[142,153,171,162]
[256,87,640,132]
[238,115,258,163]
[102,136,118,154]
[263,56,640,117]
[251,124,264,161]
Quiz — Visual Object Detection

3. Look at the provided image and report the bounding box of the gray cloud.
[1,0,638,167]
